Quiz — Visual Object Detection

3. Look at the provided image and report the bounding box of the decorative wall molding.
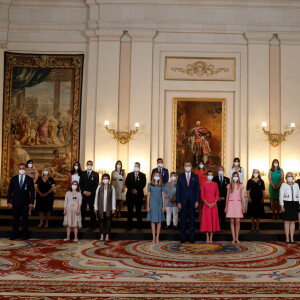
[95,29,123,41]
[278,33,300,45]
[128,30,157,42]
[244,33,273,45]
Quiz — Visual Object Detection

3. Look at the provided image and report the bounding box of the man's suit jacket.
[125,172,146,200]
[7,175,35,206]
[151,167,169,185]
[212,175,230,199]
[176,172,200,205]
[79,170,99,196]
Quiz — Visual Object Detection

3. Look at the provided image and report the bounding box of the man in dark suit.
[125,162,146,229]
[176,161,200,243]
[7,163,35,240]
[79,160,99,227]
[151,158,169,186]
[213,166,230,229]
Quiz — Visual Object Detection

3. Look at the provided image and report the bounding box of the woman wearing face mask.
[35,167,56,228]
[279,172,300,243]
[225,172,245,243]
[268,159,284,219]
[147,172,166,243]
[164,172,178,229]
[195,160,207,218]
[229,158,244,184]
[63,181,82,241]
[94,174,116,241]
[25,160,39,182]
[68,161,82,188]
[246,169,265,231]
[294,177,300,230]
[111,160,126,218]
[200,170,220,243]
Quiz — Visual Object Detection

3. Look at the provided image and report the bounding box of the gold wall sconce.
[104,120,140,144]
[261,122,295,147]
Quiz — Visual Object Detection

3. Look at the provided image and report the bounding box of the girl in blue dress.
[147,172,165,243]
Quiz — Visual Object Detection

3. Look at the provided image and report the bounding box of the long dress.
[200,181,220,232]
[269,169,282,199]
[246,179,265,218]
[147,184,165,223]
[63,191,82,228]
[35,177,55,212]
[195,169,207,187]
[112,170,124,200]
[226,183,244,218]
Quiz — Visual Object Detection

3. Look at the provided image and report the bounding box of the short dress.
[147,184,165,222]
[246,179,265,219]
[35,177,55,212]
[226,183,244,218]
[63,191,82,228]
[112,170,124,200]
[269,169,282,199]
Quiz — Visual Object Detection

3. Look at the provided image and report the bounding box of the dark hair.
[170,171,176,176]
[232,157,241,168]
[157,158,163,162]
[25,160,33,168]
[197,160,205,170]
[184,161,192,165]
[134,162,140,167]
[207,170,214,176]
[86,160,93,165]
[271,159,280,172]
[18,163,26,168]
[69,180,80,192]
[70,161,82,175]
[102,173,110,180]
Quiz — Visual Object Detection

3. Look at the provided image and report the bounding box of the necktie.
[220,176,223,186]
[88,172,90,179]
[135,174,138,181]
[20,176,24,189]
[187,173,190,187]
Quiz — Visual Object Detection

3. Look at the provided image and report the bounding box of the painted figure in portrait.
[174,98,225,174]
[2,53,83,198]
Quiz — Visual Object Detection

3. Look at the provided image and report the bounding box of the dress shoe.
[10,236,18,240]
[190,240,195,243]
[180,240,186,243]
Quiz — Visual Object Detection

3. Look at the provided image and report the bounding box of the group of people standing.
[6,157,300,243]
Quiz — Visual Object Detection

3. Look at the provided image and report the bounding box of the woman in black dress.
[246,169,265,231]
[35,167,56,228]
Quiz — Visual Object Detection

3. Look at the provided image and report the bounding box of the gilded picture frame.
[165,57,236,81]
[172,98,226,174]
[1,52,84,198]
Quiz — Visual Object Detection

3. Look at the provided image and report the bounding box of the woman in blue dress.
[147,172,165,243]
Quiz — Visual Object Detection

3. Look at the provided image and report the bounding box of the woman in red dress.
[195,160,207,218]
[200,170,220,243]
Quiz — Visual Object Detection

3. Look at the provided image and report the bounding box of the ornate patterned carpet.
[0,239,299,299]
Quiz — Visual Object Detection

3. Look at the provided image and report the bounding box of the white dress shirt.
[94,185,116,212]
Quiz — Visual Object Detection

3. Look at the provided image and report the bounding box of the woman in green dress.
[268,159,284,219]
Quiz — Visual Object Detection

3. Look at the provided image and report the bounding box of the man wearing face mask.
[151,158,169,186]
[176,161,200,243]
[7,163,35,240]
[213,166,230,229]
[125,162,147,229]
[79,160,99,228]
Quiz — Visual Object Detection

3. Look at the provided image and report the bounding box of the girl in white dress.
[68,161,82,189]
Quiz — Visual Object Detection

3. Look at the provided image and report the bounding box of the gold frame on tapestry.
[172,97,226,173]
[1,52,84,197]
[165,57,236,81]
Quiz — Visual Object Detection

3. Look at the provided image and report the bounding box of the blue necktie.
[20,176,24,189]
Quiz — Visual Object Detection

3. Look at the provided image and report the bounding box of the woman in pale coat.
[279,172,300,243]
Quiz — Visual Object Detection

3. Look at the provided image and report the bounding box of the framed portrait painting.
[173,98,226,174]
[1,52,84,198]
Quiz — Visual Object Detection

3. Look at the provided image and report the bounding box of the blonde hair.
[151,172,163,187]
[285,172,294,181]
[42,166,51,177]
[230,171,241,193]
[252,169,261,179]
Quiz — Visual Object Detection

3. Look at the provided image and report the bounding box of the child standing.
[147,172,165,243]
[63,181,82,241]
[200,170,220,243]
[225,172,245,243]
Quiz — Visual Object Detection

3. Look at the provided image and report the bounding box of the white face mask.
[207,175,213,180]
[74,166,79,170]
[171,176,177,181]
[134,167,140,172]
[43,170,49,175]
[199,164,204,169]
[218,170,224,176]
[274,163,279,167]
[103,179,109,184]
[287,177,293,183]
[87,165,93,170]
[253,173,259,178]
[71,184,78,190]
[28,163,33,168]
[19,169,25,175]
[154,176,160,181]
[157,163,163,168]
[185,166,191,172]
[116,164,121,169]
[233,177,239,182]
[234,162,239,166]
